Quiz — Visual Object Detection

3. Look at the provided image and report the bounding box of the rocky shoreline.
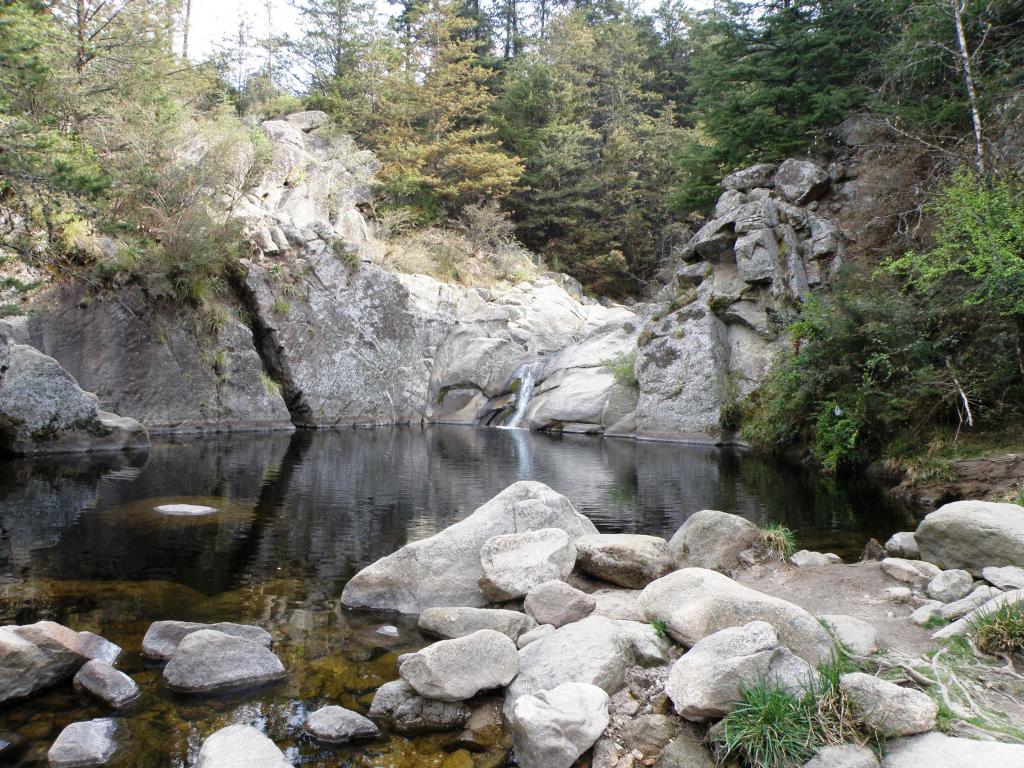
[4,481,1024,767]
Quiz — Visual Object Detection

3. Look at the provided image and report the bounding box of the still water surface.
[0,427,911,766]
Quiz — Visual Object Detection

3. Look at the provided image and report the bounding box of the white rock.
[884,586,914,603]
[399,629,519,702]
[805,744,879,768]
[840,673,936,736]
[885,532,919,560]
[933,589,1024,640]
[0,621,88,705]
[881,731,1024,767]
[524,580,596,628]
[668,510,761,572]
[910,601,943,626]
[590,589,645,621]
[73,661,139,709]
[512,682,610,768]
[938,585,1002,620]
[926,570,973,603]
[881,558,942,588]
[982,565,1024,590]
[574,534,675,588]
[916,500,1024,576]
[162,630,286,694]
[142,620,272,661]
[820,615,878,656]
[517,624,556,649]
[48,719,118,768]
[479,528,576,600]
[196,724,292,768]
[791,550,842,567]
[153,504,216,516]
[304,705,379,743]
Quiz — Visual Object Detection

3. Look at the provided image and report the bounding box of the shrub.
[603,351,638,388]
[969,602,1024,655]
[718,681,819,768]
[761,524,797,561]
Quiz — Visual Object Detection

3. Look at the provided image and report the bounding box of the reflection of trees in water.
[1,427,910,596]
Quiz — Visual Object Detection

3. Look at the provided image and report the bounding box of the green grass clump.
[969,602,1024,655]
[761,523,798,561]
[651,618,669,640]
[602,351,638,388]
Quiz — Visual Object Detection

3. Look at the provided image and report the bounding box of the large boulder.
[880,558,941,588]
[523,580,596,628]
[504,616,669,718]
[479,528,576,600]
[639,569,834,664]
[196,725,292,768]
[839,673,936,737]
[47,719,119,768]
[915,501,1024,575]
[926,570,973,603]
[885,532,919,560]
[773,159,830,204]
[668,510,761,572]
[399,629,519,702]
[162,629,286,694]
[367,679,472,733]
[0,335,147,456]
[511,682,610,768]
[983,565,1024,590]
[722,164,778,192]
[0,621,90,705]
[341,482,597,613]
[304,705,379,744]
[418,607,537,642]
[666,621,815,720]
[73,660,140,709]
[574,534,674,588]
[881,732,1024,767]
[142,620,272,661]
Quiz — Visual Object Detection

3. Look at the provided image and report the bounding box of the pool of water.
[0,426,912,766]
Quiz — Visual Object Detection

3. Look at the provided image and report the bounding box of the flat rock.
[368,679,471,733]
[304,705,379,743]
[655,730,716,768]
[47,719,118,768]
[938,585,1001,620]
[880,558,941,588]
[73,661,139,709]
[524,580,596,627]
[153,504,217,516]
[881,731,1024,767]
[418,607,537,641]
[791,550,842,567]
[399,629,519,702]
[885,532,919,560]
[1,621,89,705]
[910,601,942,626]
[805,744,879,768]
[933,589,1024,639]
[511,682,609,768]
[926,570,973,603]
[669,510,761,572]
[195,724,292,768]
[916,500,1024,576]
[479,528,576,600]
[982,565,1024,590]
[142,620,272,661]
[574,534,674,588]
[639,568,835,665]
[820,615,878,656]
[341,482,597,613]
[590,589,645,621]
[75,633,120,665]
[504,616,669,718]
[517,624,556,649]
[162,629,286,694]
[840,673,936,737]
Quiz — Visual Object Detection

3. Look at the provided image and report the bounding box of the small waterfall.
[503,361,543,429]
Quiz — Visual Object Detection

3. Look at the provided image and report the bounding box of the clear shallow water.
[0,427,912,766]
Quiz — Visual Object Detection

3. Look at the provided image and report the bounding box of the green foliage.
[969,602,1024,656]
[760,524,797,561]
[602,351,638,388]
[651,618,669,640]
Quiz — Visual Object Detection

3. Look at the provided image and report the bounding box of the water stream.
[501,361,543,429]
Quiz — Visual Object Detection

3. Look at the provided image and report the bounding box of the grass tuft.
[761,523,798,561]
[969,602,1024,655]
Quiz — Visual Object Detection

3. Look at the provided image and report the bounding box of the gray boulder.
[669,510,761,572]
[341,482,597,613]
[655,731,717,768]
[142,620,272,661]
[910,601,943,626]
[75,632,121,665]
[511,682,610,768]
[0,337,147,456]
[840,673,936,737]
[304,705,379,744]
[73,661,139,709]
[916,501,1024,575]
[0,621,89,705]
[367,679,471,733]
[933,589,1024,640]
[885,532,919,560]
[983,565,1024,590]
[722,163,778,192]
[517,624,556,649]
[774,159,830,204]
[805,744,879,768]
[574,534,674,588]
[926,570,973,603]
[399,629,519,702]
[880,558,941,588]
[791,550,842,567]
[820,615,878,656]
[639,568,835,664]
[284,110,328,132]
[524,580,596,628]
[418,607,537,641]
[590,588,645,621]
[881,731,1024,767]
[162,629,286,694]
[504,616,669,718]
[479,528,576,600]
[47,718,118,768]
[195,724,292,768]
[666,621,815,720]
[938,585,1001,621]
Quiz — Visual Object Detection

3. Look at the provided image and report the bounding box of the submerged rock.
[399,629,519,702]
[341,482,597,613]
[196,724,292,768]
[479,528,576,600]
[304,705,379,744]
[511,682,610,768]
[73,661,139,709]
[162,629,286,694]
[47,719,118,768]
[916,500,1024,576]
[142,620,272,661]
[574,534,674,588]
[417,607,537,641]
[368,679,472,733]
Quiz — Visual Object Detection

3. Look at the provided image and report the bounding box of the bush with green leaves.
[602,351,638,388]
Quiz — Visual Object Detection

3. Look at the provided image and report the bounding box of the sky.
[185,0,712,63]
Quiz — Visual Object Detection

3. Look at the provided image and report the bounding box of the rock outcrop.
[915,500,1024,575]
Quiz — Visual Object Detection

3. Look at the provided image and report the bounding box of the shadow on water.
[0,426,913,767]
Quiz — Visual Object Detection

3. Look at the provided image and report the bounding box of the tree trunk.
[952,0,985,172]
[182,0,192,59]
